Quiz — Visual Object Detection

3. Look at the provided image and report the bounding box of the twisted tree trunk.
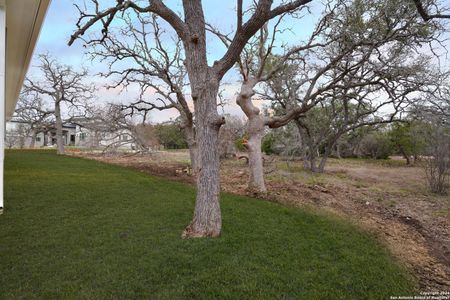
[236,80,267,193]
[247,119,266,193]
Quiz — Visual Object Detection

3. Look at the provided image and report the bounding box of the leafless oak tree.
[84,14,199,171]
[24,54,95,154]
[69,0,316,238]
[207,6,329,192]
[13,92,54,148]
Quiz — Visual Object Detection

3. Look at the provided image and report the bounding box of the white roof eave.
[5,0,51,120]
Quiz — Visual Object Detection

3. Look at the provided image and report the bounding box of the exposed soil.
[69,150,450,291]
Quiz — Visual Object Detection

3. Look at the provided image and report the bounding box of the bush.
[422,125,450,194]
[155,123,188,149]
[359,132,394,159]
[261,134,275,155]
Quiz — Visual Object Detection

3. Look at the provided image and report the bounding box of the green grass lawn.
[0,150,415,299]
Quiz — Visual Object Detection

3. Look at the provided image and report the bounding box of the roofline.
[5,0,51,120]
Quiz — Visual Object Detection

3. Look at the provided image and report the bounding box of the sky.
[26,0,322,123]
[26,1,450,123]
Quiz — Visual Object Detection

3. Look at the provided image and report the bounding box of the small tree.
[423,123,450,194]
[155,121,188,150]
[359,130,394,159]
[390,121,427,165]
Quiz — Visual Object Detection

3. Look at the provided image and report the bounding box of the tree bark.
[181,119,198,175]
[236,80,267,193]
[399,147,411,165]
[181,2,223,237]
[317,139,338,173]
[182,78,222,238]
[29,129,36,148]
[247,123,266,193]
[309,151,318,172]
[335,143,342,159]
[55,101,65,155]
[318,148,331,173]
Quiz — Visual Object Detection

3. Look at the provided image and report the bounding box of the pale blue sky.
[27,1,322,121]
[29,1,445,123]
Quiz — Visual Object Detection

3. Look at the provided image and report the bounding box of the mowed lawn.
[1,150,415,299]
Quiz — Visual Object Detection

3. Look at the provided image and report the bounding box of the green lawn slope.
[0,150,415,299]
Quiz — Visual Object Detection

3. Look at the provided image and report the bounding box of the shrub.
[261,134,275,155]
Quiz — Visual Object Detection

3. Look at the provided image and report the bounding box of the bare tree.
[423,120,450,194]
[290,55,437,173]
[24,54,95,154]
[69,0,317,238]
[14,92,54,148]
[412,0,450,21]
[85,14,198,171]
[73,104,158,153]
[5,129,19,149]
[411,85,450,193]
[261,0,444,172]
[207,7,332,192]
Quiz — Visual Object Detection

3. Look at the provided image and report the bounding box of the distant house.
[5,119,135,150]
[74,123,135,150]
[6,120,76,148]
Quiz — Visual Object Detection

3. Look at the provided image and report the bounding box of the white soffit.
[5,0,50,120]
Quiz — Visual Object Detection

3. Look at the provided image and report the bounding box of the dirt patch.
[69,151,450,290]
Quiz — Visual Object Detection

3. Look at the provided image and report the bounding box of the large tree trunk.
[181,2,223,238]
[246,116,266,193]
[55,101,65,155]
[183,78,222,238]
[236,80,267,193]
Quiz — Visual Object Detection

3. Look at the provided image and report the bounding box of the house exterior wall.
[1,0,51,213]
[5,121,76,148]
[74,125,134,150]
[5,121,136,150]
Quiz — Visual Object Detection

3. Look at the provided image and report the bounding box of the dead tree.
[69,0,317,238]
[24,54,94,154]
